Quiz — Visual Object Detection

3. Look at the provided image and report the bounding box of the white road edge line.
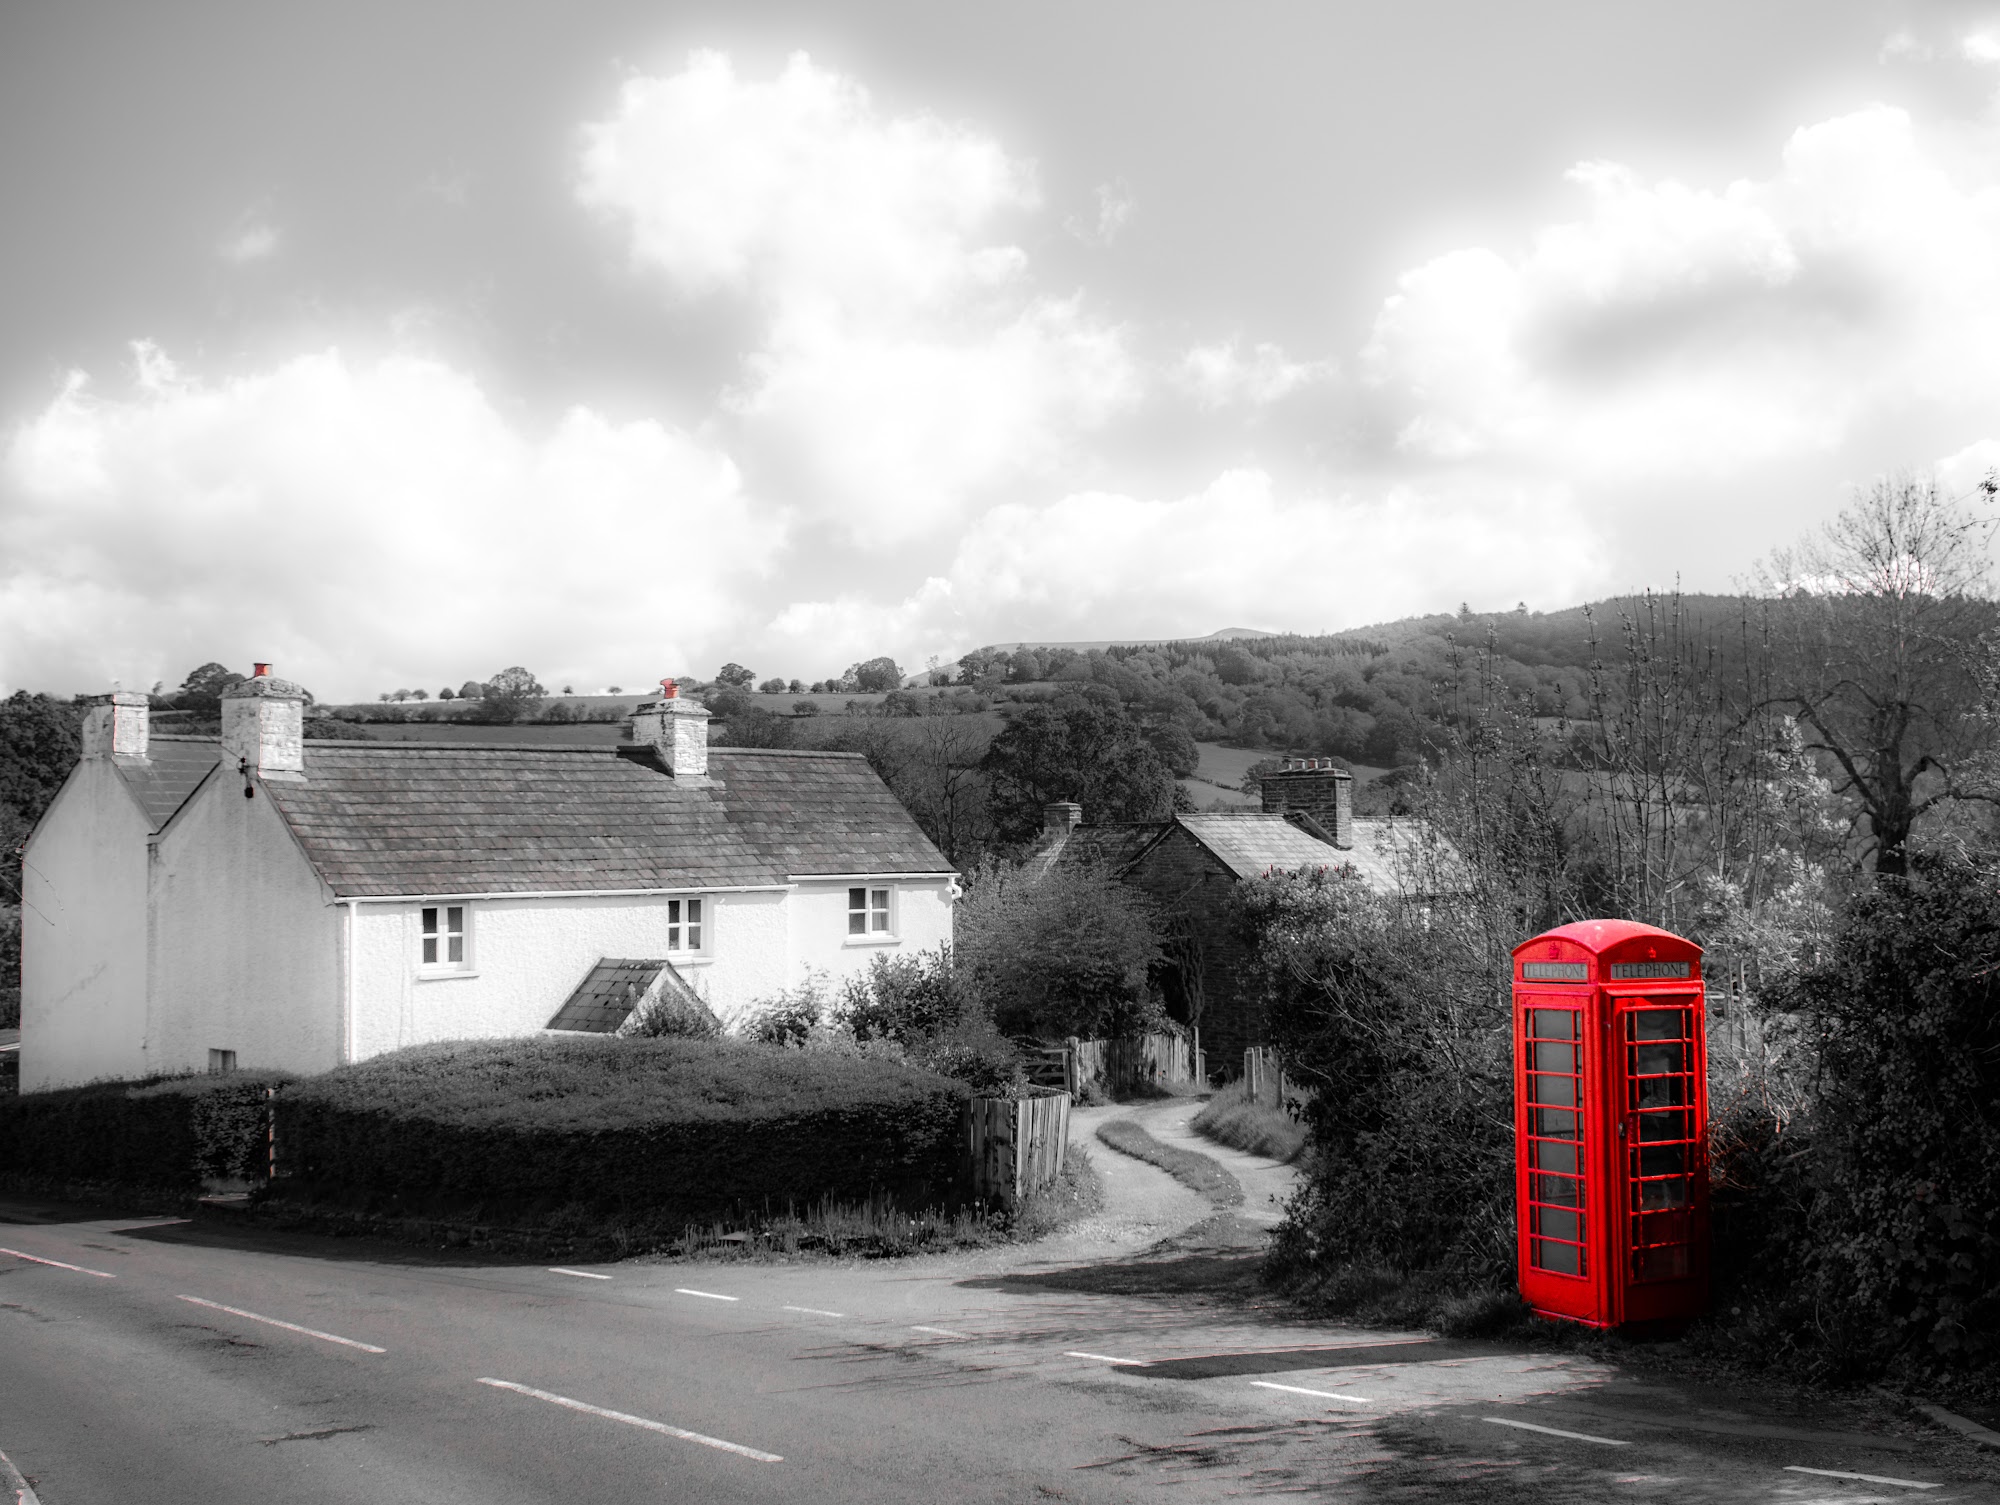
[782,1305,845,1318]
[912,1326,970,1339]
[1252,1381,1376,1404]
[0,1247,115,1279]
[0,1445,43,1505]
[549,1268,611,1280]
[1784,1466,1942,1491]
[477,1378,782,1463]
[674,1288,739,1303]
[1065,1351,1147,1366]
[1482,1416,1630,1447]
[175,1295,386,1353]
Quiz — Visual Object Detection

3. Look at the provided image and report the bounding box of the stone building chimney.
[630,677,712,787]
[1260,757,1352,849]
[1043,801,1083,835]
[221,664,307,779]
[80,690,149,761]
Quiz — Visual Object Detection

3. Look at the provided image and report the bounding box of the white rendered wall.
[18,762,154,1090]
[787,877,955,988]
[149,774,343,1078]
[347,887,790,1058]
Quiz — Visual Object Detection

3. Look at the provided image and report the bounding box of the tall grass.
[1190,1080,1308,1163]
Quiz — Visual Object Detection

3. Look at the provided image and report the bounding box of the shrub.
[741,974,831,1046]
[271,1036,970,1230]
[0,1071,292,1193]
[1191,1079,1308,1162]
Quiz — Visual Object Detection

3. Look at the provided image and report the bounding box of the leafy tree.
[846,656,903,693]
[758,677,787,694]
[458,681,486,701]
[438,686,455,700]
[1760,474,2000,874]
[411,688,429,701]
[954,861,1165,1039]
[787,679,805,694]
[172,662,246,718]
[714,662,756,690]
[482,666,546,724]
[0,691,83,904]
[981,690,1176,843]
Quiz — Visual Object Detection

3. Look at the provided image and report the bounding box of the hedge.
[269,1036,972,1228]
[0,1070,291,1194]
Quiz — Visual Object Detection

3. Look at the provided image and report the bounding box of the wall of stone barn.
[18,761,155,1090]
[1121,828,1266,1068]
[348,887,791,1057]
[149,775,343,1079]
[787,877,955,987]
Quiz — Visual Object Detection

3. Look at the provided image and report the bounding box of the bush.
[1191,1079,1308,1162]
[270,1036,971,1230]
[0,1071,291,1193]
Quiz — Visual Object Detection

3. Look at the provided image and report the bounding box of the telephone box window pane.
[1532,1173,1582,1208]
[1529,1073,1577,1108]
[1636,1110,1691,1142]
[1634,1244,1689,1280]
[1637,1144,1687,1178]
[1632,1009,1689,1041]
[1634,1073,1688,1110]
[1531,1206,1581,1244]
[1532,1238,1583,1275]
[1529,1140,1578,1176]
[1636,1176,1689,1210]
[1528,1009,1577,1040]
[1531,1040,1577,1074]
[1634,1041,1687,1077]
[1532,1107,1579,1139]
[1634,1209,1688,1246]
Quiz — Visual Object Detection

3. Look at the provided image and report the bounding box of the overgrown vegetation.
[1190,1079,1308,1163]
[0,1070,291,1196]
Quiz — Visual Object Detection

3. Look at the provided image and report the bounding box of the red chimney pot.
[253,663,271,678]
[660,677,678,700]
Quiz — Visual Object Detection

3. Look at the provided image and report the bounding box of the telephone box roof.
[1512,919,1703,958]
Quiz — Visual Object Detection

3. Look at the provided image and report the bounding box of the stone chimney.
[1043,801,1083,835]
[630,677,712,787]
[221,663,307,779]
[1260,757,1352,849]
[80,690,149,761]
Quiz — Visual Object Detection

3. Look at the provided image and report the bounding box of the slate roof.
[115,736,223,831]
[1175,814,1345,880]
[706,748,952,877]
[547,959,668,1033]
[1175,813,1471,895]
[1039,823,1168,878]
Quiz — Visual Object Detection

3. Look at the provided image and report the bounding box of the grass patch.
[1190,1081,1308,1162]
[1095,1119,1242,1207]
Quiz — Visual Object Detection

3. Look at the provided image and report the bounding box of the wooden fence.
[963,1088,1072,1208]
[1024,1033,1195,1098]
[1242,1046,1308,1108]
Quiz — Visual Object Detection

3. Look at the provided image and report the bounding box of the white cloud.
[1174,340,1330,409]
[1963,30,2000,63]
[576,50,1137,542]
[1363,106,2000,477]
[1067,180,1135,246]
[218,220,280,264]
[1,344,772,698]
[1880,29,1934,62]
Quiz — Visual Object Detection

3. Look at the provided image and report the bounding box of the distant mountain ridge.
[979,626,1276,653]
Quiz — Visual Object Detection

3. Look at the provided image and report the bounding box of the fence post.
[265,1085,277,1184]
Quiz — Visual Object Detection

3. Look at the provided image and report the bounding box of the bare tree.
[1758,473,1999,874]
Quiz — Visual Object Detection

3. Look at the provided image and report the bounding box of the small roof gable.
[707,747,951,877]
[1175,813,1341,879]
[263,743,783,897]
[1043,823,1170,877]
[116,736,223,832]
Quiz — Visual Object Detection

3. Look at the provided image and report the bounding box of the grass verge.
[1190,1081,1307,1162]
[1095,1119,1242,1207]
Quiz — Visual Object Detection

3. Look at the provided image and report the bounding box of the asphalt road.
[2,1106,1995,1504]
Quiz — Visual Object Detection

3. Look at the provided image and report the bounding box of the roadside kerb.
[0,1446,40,1505]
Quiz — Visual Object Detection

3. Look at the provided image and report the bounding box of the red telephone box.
[1511,920,1709,1329]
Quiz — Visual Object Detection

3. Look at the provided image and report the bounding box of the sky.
[7,1,2000,700]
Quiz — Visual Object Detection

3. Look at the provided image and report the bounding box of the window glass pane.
[422,907,438,935]
[688,925,701,950]
[669,924,682,949]
[448,934,464,963]
[1527,1009,1577,1040]
[849,887,866,911]
[1531,1206,1580,1243]
[423,936,438,964]
[1532,1238,1583,1275]
[1528,1073,1577,1107]
[1632,1009,1687,1041]
[1634,1073,1688,1109]
[1634,1042,1686,1076]
[848,911,866,936]
[1531,1173,1582,1207]
[1637,1144,1688,1179]
[688,899,702,924]
[1532,1107,1579,1139]
[669,899,681,924]
[1636,1177,1690,1210]
[1636,1109,1690,1142]
[1528,1140,1578,1176]
[446,906,463,934]
[1531,1040,1577,1074]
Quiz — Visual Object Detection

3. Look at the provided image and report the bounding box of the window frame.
[846,885,896,942]
[666,896,708,957]
[417,903,472,974]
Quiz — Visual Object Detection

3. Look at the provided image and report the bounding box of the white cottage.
[19,670,956,1091]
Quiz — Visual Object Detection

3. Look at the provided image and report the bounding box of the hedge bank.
[0,1070,289,1196]
[268,1036,972,1229]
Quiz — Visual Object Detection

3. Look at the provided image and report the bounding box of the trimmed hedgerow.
[0,1070,290,1194]
[270,1036,972,1228]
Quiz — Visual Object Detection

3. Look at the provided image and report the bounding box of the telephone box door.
[1609,994,1708,1322]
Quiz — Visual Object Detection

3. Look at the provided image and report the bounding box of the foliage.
[1190,1078,1308,1162]
[832,947,1024,1091]
[954,859,1166,1039]
[271,1036,970,1230]
[0,1070,292,1192]
[758,677,787,694]
[981,689,1176,844]
[714,662,756,689]
[740,973,833,1046]
[846,656,904,693]
[623,979,723,1039]
[0,691,82,901]
[480,666,545,724]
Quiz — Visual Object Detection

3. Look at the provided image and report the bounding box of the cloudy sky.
[7,1,2000,699]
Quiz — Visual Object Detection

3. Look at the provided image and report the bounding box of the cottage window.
[668,897,704,953]
[208,1048,237,1075]
[421,905,467,968]
[848,887,892,937]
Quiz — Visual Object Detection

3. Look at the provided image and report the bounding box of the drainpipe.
[342,899,358,1064]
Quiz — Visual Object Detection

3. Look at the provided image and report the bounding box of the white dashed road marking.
[1784,1466,1942,1491]
[549,1268,611,1280]
[674,1288,739,1303]
[0,1247,115,1279]
[1065,1351,1147,1366]
[176,1295,386,1353]
[782,1306,845,1318]
[1483,1416,1630,1447]
[1252,1381,1375,1405]
[476,1378,782,1463]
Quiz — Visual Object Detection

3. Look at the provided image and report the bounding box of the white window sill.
[415,968,480,982]
[843,934,900,947]
[667,954,713,967]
